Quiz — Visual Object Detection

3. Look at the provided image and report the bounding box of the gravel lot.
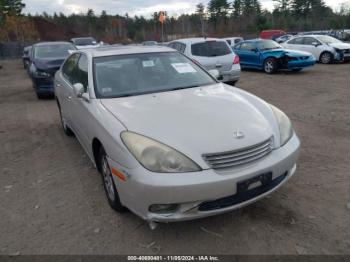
[0,59,349,255]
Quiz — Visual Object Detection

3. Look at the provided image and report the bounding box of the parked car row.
[20,31,347,226]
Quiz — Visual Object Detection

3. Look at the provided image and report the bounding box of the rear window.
[191,41,231,57]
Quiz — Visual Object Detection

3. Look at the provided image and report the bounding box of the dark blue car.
[29,42,76,98]
[233,39,316,74]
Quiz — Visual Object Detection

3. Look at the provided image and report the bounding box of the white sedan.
[282,35,350,64]
[54,46,300,224]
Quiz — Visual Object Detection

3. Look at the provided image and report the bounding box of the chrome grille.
[203,137,273,170]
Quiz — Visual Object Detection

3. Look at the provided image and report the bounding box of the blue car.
[29,42,76,99]
[233,39,316,74]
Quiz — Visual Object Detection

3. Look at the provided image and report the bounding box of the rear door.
[190,40,233,73]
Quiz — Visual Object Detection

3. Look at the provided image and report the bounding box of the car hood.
[34,58,66,71]
[101,84,279,165]
[329,43,350,50]
[263,49,312,57]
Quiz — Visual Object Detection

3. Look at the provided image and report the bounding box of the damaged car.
[29,41,76,99]
[282,35,350,64]
[54,46,300,225]
[233,39,316,74]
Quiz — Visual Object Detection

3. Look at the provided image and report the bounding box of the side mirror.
[311,42,319,46]
[251,48,259,53]
[73,83,84,97]
[208,69,220,79]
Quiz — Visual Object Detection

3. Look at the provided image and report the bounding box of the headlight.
[270,105,293,146]
[121,132,201,173]
[34,70,51,78]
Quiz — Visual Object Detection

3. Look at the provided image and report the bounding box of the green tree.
[0,0,25,16]
[232,0,242,18]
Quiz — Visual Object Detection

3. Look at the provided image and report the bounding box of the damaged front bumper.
[285,55,316,69]
[107,134,300,223]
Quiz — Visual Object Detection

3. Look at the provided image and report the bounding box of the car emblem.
[233,131,245,139]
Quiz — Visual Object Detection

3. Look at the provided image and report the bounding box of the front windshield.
[257,40,282,50]
[34,44,75,59]
[317,35,342,44]
[93,52,216,98]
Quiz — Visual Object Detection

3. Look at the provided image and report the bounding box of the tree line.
[1,0,350,43]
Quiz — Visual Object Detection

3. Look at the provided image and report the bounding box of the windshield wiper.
[168,85,200,91]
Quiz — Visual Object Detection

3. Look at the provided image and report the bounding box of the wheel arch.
[319,50,333,62]
[92,138,103,172]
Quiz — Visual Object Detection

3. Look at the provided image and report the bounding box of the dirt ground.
[0,59,349,255]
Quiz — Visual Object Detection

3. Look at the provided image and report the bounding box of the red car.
[260,30,286,40]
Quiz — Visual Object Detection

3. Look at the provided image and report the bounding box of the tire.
[320,52,333,64]
[98,147,125,212]
[36,91,47,99]
[225,81,237,86]
[263,58,278,74]
[58,103,74,136]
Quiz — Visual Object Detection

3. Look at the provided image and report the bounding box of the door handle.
[56,83,61,88]
[66,95,72,101]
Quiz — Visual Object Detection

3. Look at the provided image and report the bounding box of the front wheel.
[263,58,278,74]
[98,147,125,212]
[320,52,333,64]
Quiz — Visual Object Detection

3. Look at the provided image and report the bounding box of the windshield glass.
[73,38,97,45]
[93,52,216,98]
[191,41,231,57]
[34,43,75,59]
[257,40,282,50]
[317,35,342,44]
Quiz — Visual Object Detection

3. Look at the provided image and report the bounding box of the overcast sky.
[23,0,350,17]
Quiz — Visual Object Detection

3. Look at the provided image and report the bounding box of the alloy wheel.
[101,156,116,202]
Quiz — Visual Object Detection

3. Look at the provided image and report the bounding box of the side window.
[288,37,304,45]
[303,37,321,45]
[226,39,232,45]
[234,43,241,50]
[179,43,186,53]
[75,55,89,91]
[62,54,80,83]
[240,42,254,51]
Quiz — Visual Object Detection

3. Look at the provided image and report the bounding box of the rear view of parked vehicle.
[29,41,76,99]
[260,30,287,40]
[168,38,240,85]
[54,46,300,224]
[233,39,316,74]
[282,35,350,64]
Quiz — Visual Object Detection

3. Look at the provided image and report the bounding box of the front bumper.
[108,134,300,222]
[287,58,316,69]
[31,76,54,93]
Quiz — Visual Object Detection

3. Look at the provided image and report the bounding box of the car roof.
[171,37,226,44]
[33,41,73,47]
[77,45,176,57]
